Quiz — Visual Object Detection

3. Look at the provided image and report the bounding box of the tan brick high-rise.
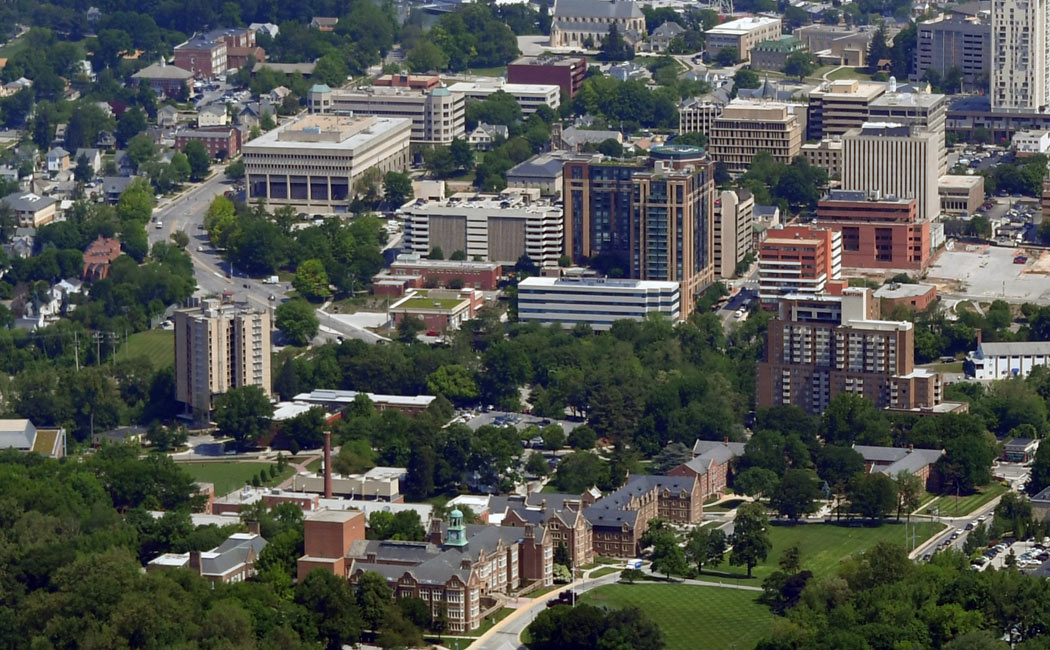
[175,299,271,414]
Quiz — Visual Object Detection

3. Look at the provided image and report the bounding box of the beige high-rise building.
[992,0,1050,111]
[841,123,941,221]
[175,300,271,414]
[868,88,948,174]
[714,189,755,280]
[806,79,887,141]
[307,84,464,146]
[709,99,803,173]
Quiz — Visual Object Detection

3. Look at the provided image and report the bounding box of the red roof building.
[82,235,122,280]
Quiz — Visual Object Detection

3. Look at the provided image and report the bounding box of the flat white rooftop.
[244,114,411,150]
[520,276,679,291]
[446,81,559,95]
[707,16,781,34]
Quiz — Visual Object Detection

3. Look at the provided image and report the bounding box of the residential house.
[650,21,685,52]
[669,440,747,500]
[82,235,122,280]
[249,22,280,39]
[148,530,267,584]
[0,419,66,458]
[95,131,117,150]
[269,86,292,104]
[112,151,137,176]
[467,122,509,150]
[6,227,34,259]
[37,278,83,321]
[101,177,134,204]
[310,17,339,31]
[74,148,102,175]
[3,192,58,227]
[552,124,623,151]
[157,105,180,128]
[608,62,652,82]
[46,147,70,174]
[198,104,228,127]
[0,77,32,97]
[53,124,67,146]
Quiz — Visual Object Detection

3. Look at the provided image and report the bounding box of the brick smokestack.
[323,431,333,498]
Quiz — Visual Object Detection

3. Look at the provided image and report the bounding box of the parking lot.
[927,245,1050,302]
[461,410,581,436]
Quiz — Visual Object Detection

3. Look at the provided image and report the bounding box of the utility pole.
[73,331,79,371]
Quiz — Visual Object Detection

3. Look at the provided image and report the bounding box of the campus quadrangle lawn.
[580,584,773,650]
[178,462,291,497]
[709,521,945,584]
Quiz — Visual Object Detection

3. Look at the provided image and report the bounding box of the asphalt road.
[472,571,623,650]
[147,174,387,344]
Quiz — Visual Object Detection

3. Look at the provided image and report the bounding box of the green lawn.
[118,330,175,369]
[699,522,944,584]
[919,483,1008,517]
[589,566,621,578]
[579,584,774,650]
[462,607,514,637]
[178,461,293,497]
[827,66,874,81]
[921,361,964,373]
[706,498,746,512]
[467,66,507,77]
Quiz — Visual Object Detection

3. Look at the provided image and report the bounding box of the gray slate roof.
[133,63,194,80]
[201,533,266,576]
[584,474,697,529]
[2,192,56,213]
[854,444,944,476]
[554,0,643,19]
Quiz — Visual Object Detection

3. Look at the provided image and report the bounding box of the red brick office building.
[175,126,242,159]
[507,55,587,97]
[814,190,931,271]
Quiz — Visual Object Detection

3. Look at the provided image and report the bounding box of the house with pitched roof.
[550,0,646,49]
[853,444,945,490]
[148,529,267,583]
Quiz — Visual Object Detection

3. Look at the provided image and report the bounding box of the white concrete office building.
[965,341,1050,379]
[705,16,783,62]
[517,276,681,330]
[446,80,560,115]
[307,84,465,146]
[991,0,1050,111]
[841,122,941,220]
[244,114,411,211]
[401,195,564,267]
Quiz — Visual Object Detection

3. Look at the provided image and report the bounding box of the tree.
[847,472,897,521]
[540,424,566,450]
[894,471,924,521]
[867,24,890,73]
[597,138,623,157]
[730,502,771,577]
[213,385,274,450]
[770,469,822,522]
[815,445,865,491]
[334,439,377,476]
[938,432,997,494]
[74,154,93,183]
[356,571,394,631]
[554,541,572,568]
[426,365,479,403]
[674,131,707,147]
[383,171,413,206]
[651,442,692,474]
[553,451,609,493]
[169,153,191,183]
[183,140,210,181]
[685,526,727,575]
[716,46,739,67]
[424,146,457,178]
[115,107,147,147]
[407,41,450,73]
[782,51,816,81]
[1028,438,1050,496]
[295,569,363,650]
[226,159,245,180]
[568,425,597,450]
[275,299,320,346]
[125,132,156,170]
[396,316,425,343]
[293,259,332,302]
[735,466,780,498]
[650,529,687,580]
[733,67,760,88]
[427,246,445,260]
[599,24,633,62]
[526,452,550,477]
